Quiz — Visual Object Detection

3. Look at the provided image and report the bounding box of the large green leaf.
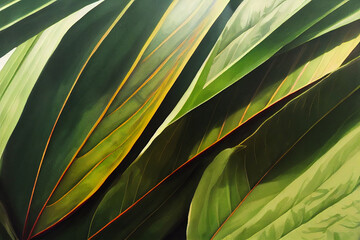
[88,23,360,239]
[187,58,360,239]
[173,0,351,120]
[0,0,102,57]
[0,1,98,163]
[0,0,229,238]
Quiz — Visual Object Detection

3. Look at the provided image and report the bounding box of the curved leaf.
[187,58,360,239]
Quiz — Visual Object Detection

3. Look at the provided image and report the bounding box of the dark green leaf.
[1,0,174,237]
[0,0,101,57]
[0,3,96,160]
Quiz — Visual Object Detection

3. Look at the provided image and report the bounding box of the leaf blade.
[174,0,350,120]
[187,58,360,240]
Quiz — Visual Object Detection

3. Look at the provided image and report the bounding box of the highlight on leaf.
[0,0,359,239]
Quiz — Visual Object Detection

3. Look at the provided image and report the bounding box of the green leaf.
[174,0,350,120]
[283,0,360,50]
[2,0,172,237]
[88,23,360,238]
[2,1,359,238]
[0,0,229,238]
[0,2,98,163]
[0,0,102,57]
[187,58,360,240]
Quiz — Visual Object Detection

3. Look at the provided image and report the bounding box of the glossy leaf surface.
[1,0,230,237]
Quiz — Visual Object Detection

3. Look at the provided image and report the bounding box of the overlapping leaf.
[0,2,98,162]
[2,0,148,236]
[173,0,352,119]
[33,0,228,236]
[188,57,360,240]
[284,0,360,50]
[2,3,240,239]
[0,0,102,57]
[88,21,360,239]
[1,1,359,239]
[1,0,230,238]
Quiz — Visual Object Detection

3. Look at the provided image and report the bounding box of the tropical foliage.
[0,0,359,239]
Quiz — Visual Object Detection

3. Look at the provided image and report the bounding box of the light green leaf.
[174,0,350,120]
[187,58,360,240]
[283,0,360,50]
